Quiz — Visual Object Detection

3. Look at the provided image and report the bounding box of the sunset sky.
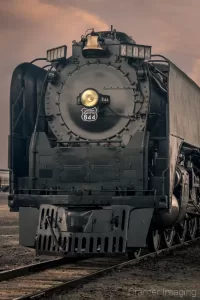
[0,0,200,167]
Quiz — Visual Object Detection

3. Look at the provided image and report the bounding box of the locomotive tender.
[8,26,200,258]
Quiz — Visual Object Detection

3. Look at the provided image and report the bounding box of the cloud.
[0,0,108,167]
[1,0,200,167]
[0,0,108,58]
[42,0,200,62]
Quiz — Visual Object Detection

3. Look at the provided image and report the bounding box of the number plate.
[81,107,98,122]
[121,45,127,56]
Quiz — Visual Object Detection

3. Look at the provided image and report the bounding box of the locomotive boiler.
[8,26,200,258]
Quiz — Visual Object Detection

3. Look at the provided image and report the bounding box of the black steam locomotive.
[8,26,200,258]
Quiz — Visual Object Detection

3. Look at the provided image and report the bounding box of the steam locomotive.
[8,26,200,258]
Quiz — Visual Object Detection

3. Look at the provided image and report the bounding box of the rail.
[0,237,199,300]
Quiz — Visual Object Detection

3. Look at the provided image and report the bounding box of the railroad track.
[0,238,199,300]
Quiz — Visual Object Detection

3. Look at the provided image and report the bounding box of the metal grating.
[36,205,128,256]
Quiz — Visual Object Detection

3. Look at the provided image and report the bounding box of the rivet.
[124,72,129,77]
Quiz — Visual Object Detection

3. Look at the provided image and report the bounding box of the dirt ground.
[0,194,50,271]
[49,244,200,300]
[0,194,200,299]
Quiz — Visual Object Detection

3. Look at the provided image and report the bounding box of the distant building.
[0,169,9,192]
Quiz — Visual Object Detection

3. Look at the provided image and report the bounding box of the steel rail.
[0,257,81,282]
[0,237,199,300]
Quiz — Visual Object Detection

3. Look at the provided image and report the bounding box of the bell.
[82,35,104,52]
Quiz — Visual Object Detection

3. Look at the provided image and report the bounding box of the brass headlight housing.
[81,89,99,107]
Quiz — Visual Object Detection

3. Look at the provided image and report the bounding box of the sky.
[0,0,200,168]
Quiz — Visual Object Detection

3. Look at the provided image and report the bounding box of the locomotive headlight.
[81,89,99,107]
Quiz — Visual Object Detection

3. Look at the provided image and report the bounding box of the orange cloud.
[0,0,108,68]
[0,0,108,167]
[1,0,200,167]
[1,0,108,56]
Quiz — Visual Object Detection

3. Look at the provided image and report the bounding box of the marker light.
[120,44,151,60]
[47,45,67,62]
[81,89,99,107]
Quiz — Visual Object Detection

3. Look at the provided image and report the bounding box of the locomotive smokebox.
[45,61,139,141]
